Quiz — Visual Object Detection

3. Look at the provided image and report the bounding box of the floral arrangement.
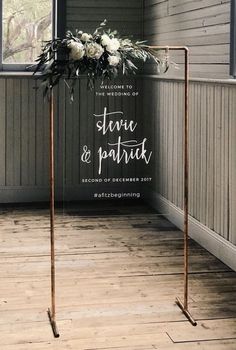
[34,20,169,100]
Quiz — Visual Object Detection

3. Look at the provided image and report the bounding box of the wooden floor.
[0,200,236,350]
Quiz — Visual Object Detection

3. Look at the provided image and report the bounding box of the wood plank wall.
[144,0,231,79]
[1,0,236,253]
[0,78,50,202]
[0,77,144,202]
[142,1,236,255]
[67,0,143,38]
[0,0,144,203]
[143,78,236,245]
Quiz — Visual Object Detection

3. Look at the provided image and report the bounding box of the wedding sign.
[34,20,165,201]
[79,80,153,200]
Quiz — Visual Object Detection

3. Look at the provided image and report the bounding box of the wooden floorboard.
[0,201,235,349]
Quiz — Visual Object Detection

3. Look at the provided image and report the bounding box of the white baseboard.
[147,191,236,272]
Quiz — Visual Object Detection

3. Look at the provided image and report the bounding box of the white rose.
[101,34,111,47]
[108,55,120,66]
[86,43,104,59]
[106,38,120,53]
[81,33,92,42]
[68,41,85,60]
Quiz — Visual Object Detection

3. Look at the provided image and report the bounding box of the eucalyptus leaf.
[33,19,168,100]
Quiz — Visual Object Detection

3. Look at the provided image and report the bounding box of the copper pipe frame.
[149,46,197,326]
[47,46,196,336]
[48,88,60,338]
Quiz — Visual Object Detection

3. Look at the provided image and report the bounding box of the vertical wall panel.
[28,79,36,186]
[65,86,74,186]
[0,79,6,186]
[144,77,236,246]
[199,84,207,226]
[55,82,66,191]
[229,86,236,244]
[13,80,21,186]
[214,85,222,235]
[6,79,14,187]
[21,79,29,186]
[72,84,80,185]
[177,82,184,209]
[35,83,48,186]
[221,86,229,239]
[206,85,215,230]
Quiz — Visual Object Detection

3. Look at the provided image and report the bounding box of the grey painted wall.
[0,1,144,203]
[143,1,236,269]
[144,0,231,79]
[0,77,147,202]
[143,77,236,245]
[1,0,236,251]
[0,78,50,202]
[67,0,143,38]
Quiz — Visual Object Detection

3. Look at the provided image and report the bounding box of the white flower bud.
[106,38,120,53]
[101,34,111,47]
[86,43,104,59]
[68,41,85,60]
[108,55,120,66]
[81,33,92,42]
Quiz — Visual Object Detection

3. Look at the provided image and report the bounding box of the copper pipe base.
[175,298,197,326]
[47,309,60,338]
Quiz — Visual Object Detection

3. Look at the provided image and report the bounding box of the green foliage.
[34,20,169,100]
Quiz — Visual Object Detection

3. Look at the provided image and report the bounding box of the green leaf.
[33,20,169,100]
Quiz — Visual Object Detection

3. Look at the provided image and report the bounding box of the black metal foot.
[175,297,197,326]
[47,308,60,338]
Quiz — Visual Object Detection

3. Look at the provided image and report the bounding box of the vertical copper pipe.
[148,45,196,325]
[47,88,60,337]
[49,88,56,319]
[183,48,189,310]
